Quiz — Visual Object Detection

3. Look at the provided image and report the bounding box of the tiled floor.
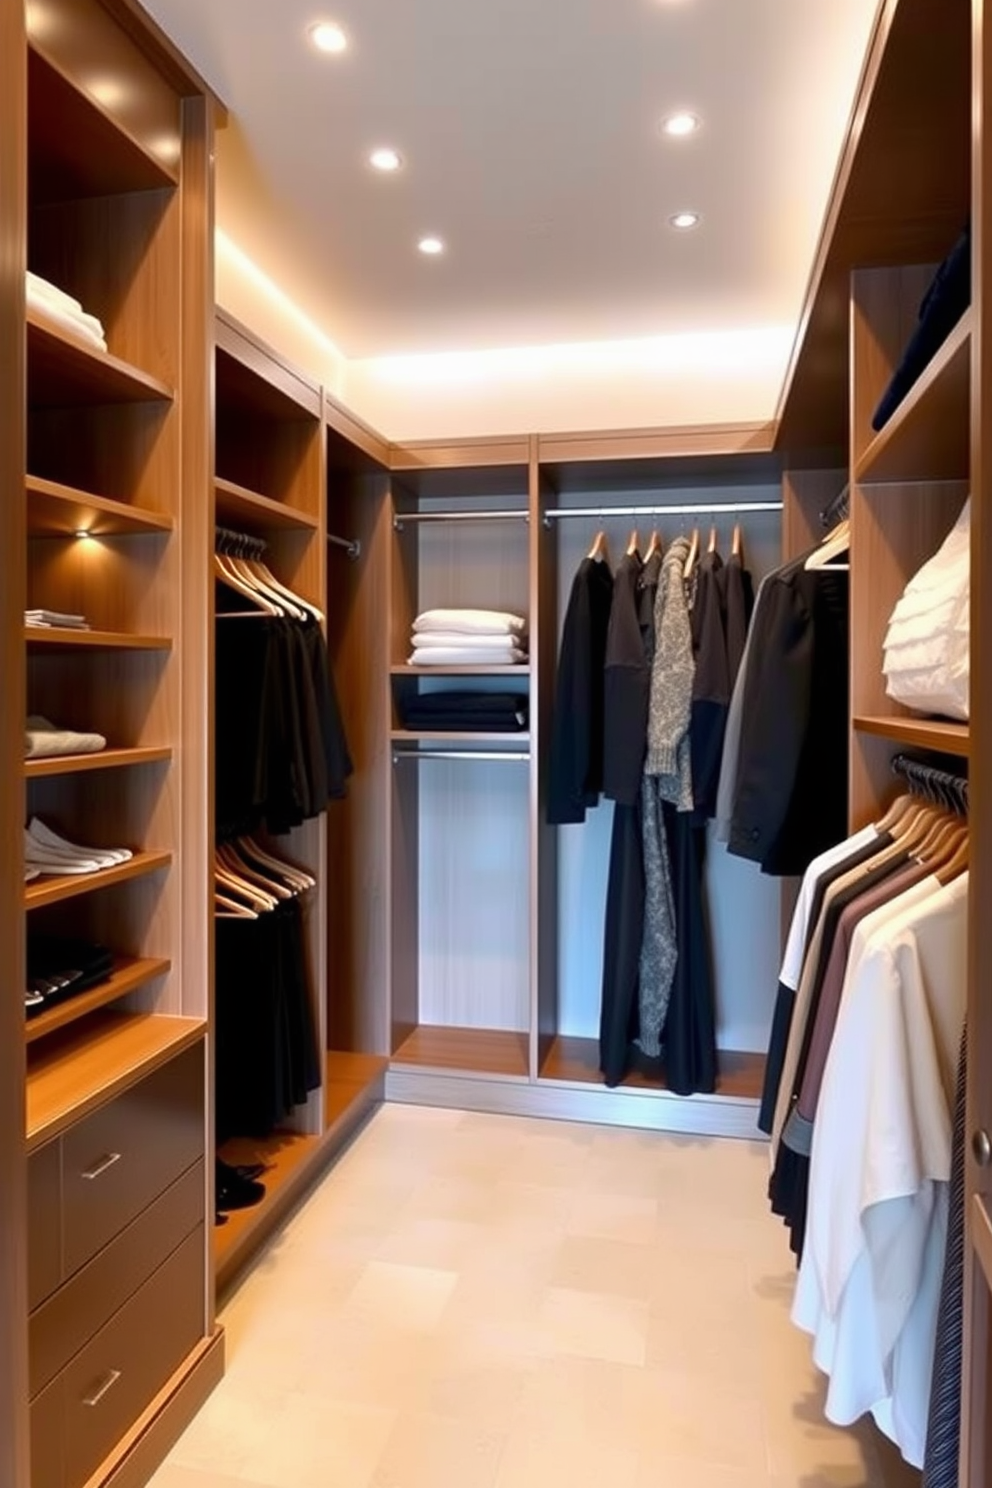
[151,1105,922,1488]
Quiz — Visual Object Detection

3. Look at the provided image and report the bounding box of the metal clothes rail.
[392,750,530,764]
[393,511,528,530]
[541,501,782,526]
[328,531,361,559]
[892,752,969,815]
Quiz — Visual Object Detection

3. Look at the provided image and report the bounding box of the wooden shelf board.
[25,849,172,911]
[325,1051,390,1126]
[392,1026,530,1079]
[391,665,531,678]
[539,1035,765,1100]
[855,313,971,484]
[25,956,171,1044]
[854,713,971,757]
[27,311,174,408]
[214,477,319,534]
[26,476,173,537]
[25,746,173,779]
[26,1011,204,1152]
[26,627,172,651]
[390,730,531,745]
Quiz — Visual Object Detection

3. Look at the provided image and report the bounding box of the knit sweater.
[645,537,695,810]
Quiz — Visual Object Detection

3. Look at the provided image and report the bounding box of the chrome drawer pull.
[82,1369,122,1408]
[81,1152,122,1181]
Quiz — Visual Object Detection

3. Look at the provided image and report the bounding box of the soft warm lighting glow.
[369,148,403,173]
[308,21,348,53]
[418,236,445,256]
[88,75,128,109]
[215,231,345,367]
[662,112,700,138]
[75,529,93,540]
[670,211,701,230]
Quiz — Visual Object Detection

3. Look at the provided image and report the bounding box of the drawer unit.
[61,1046,203,1279]
[30,1160,205,1399]
[30,1228,205,1488]
[28,1140,62,1311]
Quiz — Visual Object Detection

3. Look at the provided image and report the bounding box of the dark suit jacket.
[548,557,614,825]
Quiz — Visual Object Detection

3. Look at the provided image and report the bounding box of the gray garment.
[638,776,677,1056]
[714,573,770,843]
[645,537,694,810]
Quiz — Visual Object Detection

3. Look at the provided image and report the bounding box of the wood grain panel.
[25,745,173,779]
[25,850,172,912]
[27,476,173,537]
[392,1026,529,1078]
[27,309,173,406]
[850,262,937,463]
[856,310,971,483]
[781,468,847,562]
[539,421,777,471]
[216,311,322,420]
[853,714,970,756]
[214,477,318,534]
[25,956,170,1043]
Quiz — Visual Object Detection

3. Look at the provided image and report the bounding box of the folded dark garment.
[403,712,528,732]
[872,225,970,431]
[401,692,528,731]
[404,692,528,715]
[26,936,114,1017]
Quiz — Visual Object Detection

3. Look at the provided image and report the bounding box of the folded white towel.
[26,276,107,351]
[26,272,107,342]
[408,647,528,667]
[26,609,90,629]
[413,609,527,637]
[27,817,131,865]
[25,716,107,759]
[411,631,529,651]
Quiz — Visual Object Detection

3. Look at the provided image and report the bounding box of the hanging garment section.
[760,755,969,1472]
[547,515,758,1095]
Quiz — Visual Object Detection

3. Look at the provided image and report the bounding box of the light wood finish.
[855,309,971,483]
[25,746,173,780]
[781,468,846,560]
[216,311,322,421]
[214,476,319,534]
[26,957,171,1044]
[25,849,172,912]
[849,262,937,464]
[853,714,970,756]
[390,435,531,471]
[26,477,174,537]
[325,388,390,469]
[538,420,777,473]
[27,309,174,406]
[26,1013,204,1153]
[539,1036,765,1100]
[25,627,172,651]
[392,1026,530,1079]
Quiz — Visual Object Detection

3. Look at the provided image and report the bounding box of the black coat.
[689,551,729,820]
[548,557,614,825]
[603,552,649,805]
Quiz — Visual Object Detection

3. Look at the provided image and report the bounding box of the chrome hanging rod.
[393,511,528,530]
[327,531,361,560]
[393,750,530,764]
[543,501,782,528]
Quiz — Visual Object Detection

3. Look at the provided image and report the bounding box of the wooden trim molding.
[216,309,323,419]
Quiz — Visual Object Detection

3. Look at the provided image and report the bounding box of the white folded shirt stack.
[25,817,132,880]
[25,716,107,760]
[883,496,970,721]
[27,271,108,352]
[26,609,90,630]
[408,608,529,666]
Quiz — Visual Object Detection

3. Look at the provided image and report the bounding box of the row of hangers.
[214,836,316,919]
[587,523,745,579]
[873,781,969,886]
[215,527,324,623]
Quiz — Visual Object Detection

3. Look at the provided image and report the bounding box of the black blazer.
[548,557,614,825]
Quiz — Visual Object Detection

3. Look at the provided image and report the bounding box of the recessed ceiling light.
[369,147,403,173]
[670,211,700,230]
[662,111,700,138]
[418,236,445,256]
[308,20,348,54]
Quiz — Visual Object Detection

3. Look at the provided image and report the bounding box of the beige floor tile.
[566,1187,660,1244]
[536,1285,649,1366]
[374,1213,492,1270]
[548,1232,661,1301]
[342,1259,460,1331]
[639,1369,769,1473]
[369,1411,506,1488]
[495,1426,641,1488]
[634,1458,771,1488]
[244,1397,396,1488]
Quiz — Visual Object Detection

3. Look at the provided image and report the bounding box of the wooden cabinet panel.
[27,1141,61,1312]
[60,1047,202,1279]
[30,1372,65,1488]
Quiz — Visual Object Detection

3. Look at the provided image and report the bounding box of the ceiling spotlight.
[670,211,700,230]
[369,148,403,173]
[418,236,445,256]
[308,21,348,54]
[662,111,700,138]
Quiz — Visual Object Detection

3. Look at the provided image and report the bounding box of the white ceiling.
[144,0,879,360]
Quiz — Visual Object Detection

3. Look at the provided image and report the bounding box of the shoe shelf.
[25,956,172,1045]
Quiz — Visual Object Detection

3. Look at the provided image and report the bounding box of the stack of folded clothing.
[27,270,108,352]
[409,608,528,666]
[24,817,133,880]
[25,935,114,1020]
[872,225,970,431]
[25,609,90,630]
[25,716,107,759]
[883,496,970,720]
[400,691,529,732]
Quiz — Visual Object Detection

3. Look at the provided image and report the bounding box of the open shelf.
[25,849,172,911]
[854,713,971,757]
[25,746,173,779]
[390,730,531,746]
[214,477,319,535]
[325,1051,391,1125]
[391,664,532,678]
[25,956,171,1044]
[856,313,971,484]
[26,476,173,538]
[26,628,172,651]
[27,310,175,408]
[26,1011,204,1153]
[539,1035,765,1099]
[392,1025,530,1079]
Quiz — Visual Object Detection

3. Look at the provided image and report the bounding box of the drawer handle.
[82,1369,122,1408]
[81,1152,122,1182]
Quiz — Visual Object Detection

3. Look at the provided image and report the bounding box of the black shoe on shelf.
[216,1157,266,1213]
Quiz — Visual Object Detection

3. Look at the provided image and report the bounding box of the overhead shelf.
[854,713,970,757]
[25,957,172,1045]
[25,849,172,911]
[26,628,172,651]
[25,746,173,779]
[856,314,971,484]
[26,476,173,537]
[27,311,174,408]
[214,477,319,535]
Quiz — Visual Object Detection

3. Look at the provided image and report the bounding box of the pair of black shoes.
[215,1157,267,1225]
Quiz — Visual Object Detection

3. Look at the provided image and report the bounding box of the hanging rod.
[328,531,361,560]
[393,511,528,530]
[393,750,530,764]
[542,501,782,527]
[892,753,969,816]
[820,483,850,530]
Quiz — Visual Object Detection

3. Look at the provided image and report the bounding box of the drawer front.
[28,1140,62,1311]
[31,1159,205,1399]
[61,1046,203,1278]
[30,1373,66,1488]
[61,1227,204,1488]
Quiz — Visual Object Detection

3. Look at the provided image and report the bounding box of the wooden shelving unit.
[853,713,970,757]
[26,477,174,537]
[25,957,171,1044]
[215,477,319,534]
[855,312,971,484]
[25,746,173,779]
[26,310,174,407]
[24,850,173,910]
[25,628,172,651]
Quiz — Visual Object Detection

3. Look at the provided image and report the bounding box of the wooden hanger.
[684,527,700,581]
[588,530,609,563]
[218,842,293,900]
[215,890,258,919]
[229,555,308,620]
[645,529,663,561]
[214,553,280,614]
[805,518,850,571]
[238,836,316,891]
[875,791,916,836]
[214,861,278,912]
[936,834,969,884]
[707,525,718,556]
[626,529,640,559]
[249,556,324,624]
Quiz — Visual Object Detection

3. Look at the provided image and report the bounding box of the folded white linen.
[26,609,90,629]
[27,817,131,865]
[411,631,529,651]
[408,647,528,666]
[413,608,527,637]
[26,272,107,342]
[26,279,107,350]
[25,716,107,759]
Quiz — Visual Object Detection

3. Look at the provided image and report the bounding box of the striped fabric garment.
[922,1026,966,1488]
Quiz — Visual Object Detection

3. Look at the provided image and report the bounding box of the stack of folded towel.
[409,609,528,667]
[25,716,107,760]
[26,609,90,630]
[27,271,108,352]
[24,817,132,883]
